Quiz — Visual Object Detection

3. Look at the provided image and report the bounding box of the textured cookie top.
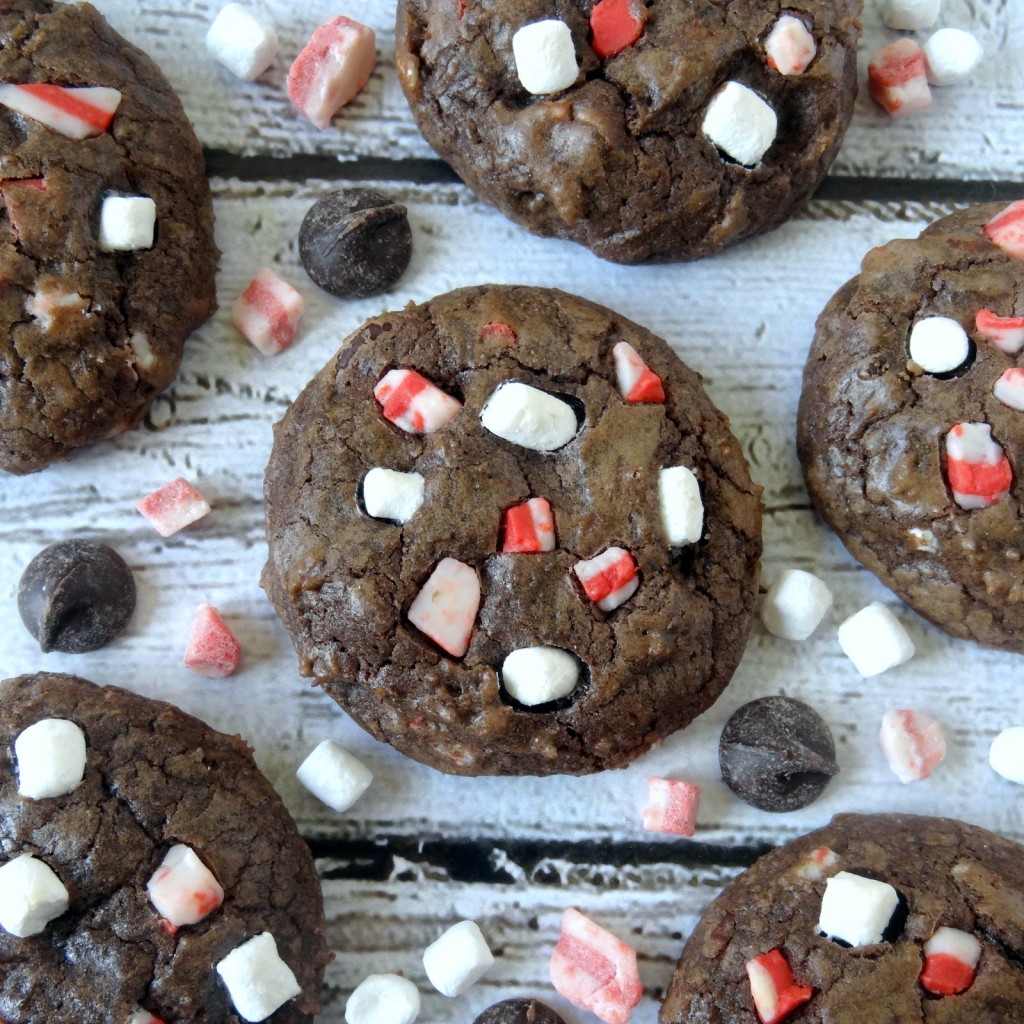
[395,0,861,264]
[0,673,328,1024]
[0,0,217,473]
[262,285,762,776]
[661,813,1024,1023]
[798,202,1024,653]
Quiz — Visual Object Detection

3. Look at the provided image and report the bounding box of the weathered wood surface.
[1,2,1023,1021]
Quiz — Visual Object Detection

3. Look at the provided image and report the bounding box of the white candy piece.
[480,382,578,452]
[362,467,425,523]
[146,844,224,927]
[206,3,279,80]
[658,466,704,546]
[818,871,900,947]
[98,196,156,252]
[764,15,816,76]
[882,0,941,30]
[924,926,981,966]
[908,316,970,374]
[217,932,302,1022]
[407,557,481,658]
[760,569,833,641]
[422,920,495,997]
[907,527,939,553]
[0,854,69,938]
[989,726,1024,784]
[702,81,777,167]
[924,28,983,86]
[837,602,915,678]
[15,718,87,799]
[501,646,579,707]
[345,973,421,1024]
[993,369,1024,411]
[296,739,373,812]
[128,1009,162,1024]
[512,19,579,95]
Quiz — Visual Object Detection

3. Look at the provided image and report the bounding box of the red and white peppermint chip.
[976,309,1024,354]
[879,709,946,784]
[128,1009,165,1024]
[985,201,1024,261]
[501,497,556,553]
[642,777,701,837]
[764,15,816,76]
[573,547,639,612]
[0,83,121,139]
[590,0,646,60]
[26,281,88,334]
[146,844,224,930]
[183,602,242,678]
[550,908,643,1024]
[612,341,665,403]
[231,268,305,357]
[407,557,480,657]
[994,368,1024,411]
[868,40,931,118]
[745,948,814,1024]
[479,320,518,346]
[374,369,462,434]
[136,477,211,537]
[919,926,982,996]
[945,422,1012,510]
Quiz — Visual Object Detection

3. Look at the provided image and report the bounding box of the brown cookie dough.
[0,672,328,1023]
[0,0,217,474]
[395,0,861,264]
[798,203,1024,653]
[661,813,1024,1023]
[262,284,762,776]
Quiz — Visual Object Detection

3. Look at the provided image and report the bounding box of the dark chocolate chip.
[299,187,412,299]
[719,695,838,812]
[18,540,136,653]
[473,999,567,1024]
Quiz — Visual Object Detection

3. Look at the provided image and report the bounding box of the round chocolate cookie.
[0,672,328,1023]
[798,202,1024,653]
[0,0,217,474]
[395,1,861,264]
[262,284,762,776]
[661,813,1024,1023]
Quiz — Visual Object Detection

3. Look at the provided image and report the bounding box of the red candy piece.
[919,927,982,996]
[590,0,646,59]
[184,603,242,678]
[374,368,462,434]
[642,777,701,836]
[945,423,1012,509]
[976,308,1024,354]
[879,709,946,783]
[479,320,518,345]
[136,477,211,537]
[868,40,931,117]
[574,547,639,611]
[231,268,304,356]
[501,497,556,553]
[613,341,665,403]
[0,83,121,139]
[985,201,1024,261]
[745,949,814,1024]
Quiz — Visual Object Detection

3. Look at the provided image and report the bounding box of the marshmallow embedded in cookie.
[15,718,87,799]
[423,920,494,997]
[363,468,425,523]
[0,854,69,938]
[818,871,900,947]
[217,932,302,1022]
[98,196,156,252]
[658,466,703,546]
[702,82,778,167]
[512,20,579,94]
[501,646,579,706]
[480,382,577,451]
[908,316,970,373]
[296,739,373,812]
[146,844,224,929]
[206,3,279,80]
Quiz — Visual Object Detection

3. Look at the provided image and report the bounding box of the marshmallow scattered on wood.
[993,368,1024,411]
[345,974,421,1024]
[760,569,833,641]
[501,497,556,553]
[501,646,579,706]
[837,602,915,678]
[573,547,639,612]
[908,316,970,374]
[422,920,494,997]
[989,726,1024,784]
[882,0,940,30]
[945,422,1012,510]
[924,28,983,86]
[642,777,701,837]
[976,309,1024,354]
[231,268,305,357]
[745,948,814,1024]
[764,15,816,76]
[984,201,1024,261]
[0,854,69,938]
[296,739,373,812]
[818,871,900,947]
[658,465,703,546]
[702,81,778,167]
[374,369,462,434]
[868,40,931,117]
[98,196,156,252]
[362,467,425,524]
[217,932,302,1022]
[879,709,946,783]
[612,341,665,403]
[0,84,120,139]
[512,20,579,94]
[407,558,480,657]
[206,3,279,80]
[589,0,646,60]
[184,602,242,678]
[15,718,87,799]
[146,844,224,929]
[136,478,211,537]
[481,382,578,451]
[919,926,982,996]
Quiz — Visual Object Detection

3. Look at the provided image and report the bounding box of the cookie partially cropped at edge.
[0,672,328,1023]
[661,813,1024,1023]
[0,0,217,473]
[262,284,762,776]
[395,1,861,264]
[798,202,1024,653]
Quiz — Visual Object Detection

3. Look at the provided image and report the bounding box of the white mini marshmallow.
[764,15,816,76]
[217,932,302,1022]
[658,466,703,546]
[760,569,833,641]
[818,871,900,947]
[512,19,578,95]
[15,718,87,799]
[702,81,777,167]
[345,973,421,1024]
[146,844,224,927]
[837,602,915,678]
[98,196,156,252]
[481,382,578,452]
[924,28,983,86]
[909,316,970,374]
[0,854,69,937]
[989,726,1024,784]
[296,739,373,812]
[882,0,941,30]
[206,3,279,80]
[501,646,579,707]
[363,468,425,523]
[422,920,494,997]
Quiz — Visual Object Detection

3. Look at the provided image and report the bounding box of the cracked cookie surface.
[0,0,217,474]
[262,284,762,776]
[0,672,328,1023]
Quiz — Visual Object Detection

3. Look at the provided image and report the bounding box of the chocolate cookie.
[395,1,861,264]
[0,0,217,473]
[262,284,762,776]
[798,202,1024,653]
[661,813,1024,1023]
[0,672,328,1023]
